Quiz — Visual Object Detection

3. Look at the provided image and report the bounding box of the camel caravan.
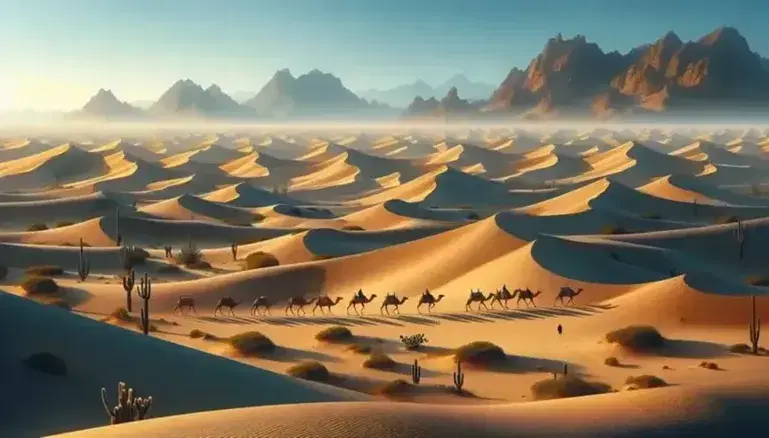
[170,285,583,318]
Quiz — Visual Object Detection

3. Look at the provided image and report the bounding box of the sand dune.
[0,144,109,191]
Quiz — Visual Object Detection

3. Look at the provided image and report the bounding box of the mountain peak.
[79,89,141,118]
[698,26,745,46]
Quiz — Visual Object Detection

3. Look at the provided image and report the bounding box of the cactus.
[163,246,172,259]
[399,333,428,350]
[137,273,152,335]
[77,238,90,281]
[411,359,421,385]
[122,269,135,312]
[231,243,238,261]
[563,362,568,377]
[453,360,464,393]
[115,207,122,247]
[100,381,153,424]
[735,220,747,259]
[119,245,133,272]
[750,295,761,355]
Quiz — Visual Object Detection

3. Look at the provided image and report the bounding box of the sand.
[2,125,769,437]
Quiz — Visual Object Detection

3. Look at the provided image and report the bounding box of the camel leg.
[359,303,365,315]
[327,306,334,315]
[173,305,180,315]
[394,305,400,315]
[312,304,319,316]
[417,303,423,314]
[230,307,236,316]
[266,307,271,316]
[568,297,574,306]
[531,299,537,308]
[347,303,353,315]
[191,304,197,314]
[214,306,221,317]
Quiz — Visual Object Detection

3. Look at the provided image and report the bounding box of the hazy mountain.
[403,87,480,119]
[244,69,373,117]
[148,79,253,118]
[486,27,769,119]
[360,75,494,108]
[229,91,257,103]
[129,100,154,109]
[72,89,143,119]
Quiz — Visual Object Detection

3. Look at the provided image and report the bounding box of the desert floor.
[1,125,769,437]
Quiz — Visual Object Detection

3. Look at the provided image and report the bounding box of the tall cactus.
[411,359,421,385]
[119,245,133,272]
[453,360,464,393]
[77,238,90,282]
[122,269,135,312]
[231,242,238,261]
[735,220,747,259]
[100,381,152,424]
[750,295,761,355]
[137,273,152,335]
[115,207,122,247]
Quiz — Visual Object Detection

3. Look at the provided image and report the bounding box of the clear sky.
[0,0,766,110]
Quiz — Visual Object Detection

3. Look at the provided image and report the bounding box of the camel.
[417,289,445,313]
[380,294,408,315]
[465,289,495,311]
[285,296,318,316]
[173,296,196,315]
[516,288,542,308]
[489,285,517,309]
[555,286,583,307]
[313,296,344,315]
[250,296,271,316]
[347,291,377,315]
[214,297,241,316]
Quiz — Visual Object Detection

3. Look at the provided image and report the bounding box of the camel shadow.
[430,313,494,324]
[654,339,731,359]
[261,346,342,364]
[192,316,247,325]
[392,315,441,326]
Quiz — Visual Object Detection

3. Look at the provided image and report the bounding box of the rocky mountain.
[485,27,769,119]
[74,89,143,119]
[403,87,479,119]
[361,75,494,108]
[148,79,252,118]
[244,69,374,117]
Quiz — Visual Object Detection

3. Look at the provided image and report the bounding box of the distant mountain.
[72,89,143,119]
[485,27,769,119]
[148,79,253,118]
[403,87,480,119]
[360,75,494,108]
[229,91,257,103]
[129,100,154,109]
[243,69,374,117]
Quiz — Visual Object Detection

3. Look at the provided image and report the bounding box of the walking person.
[557,324,563,335]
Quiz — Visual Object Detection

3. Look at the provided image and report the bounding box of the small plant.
[230,243,238,261]
[699,361,720,370]
[100,382,153,424]
[122,269,135,312]
[315,326,353,342]
[624,375,668,389]
[454,341,506,366]
[362,352,396,370]
[411,359,421,385]
[21,277,59,295]
[109,307,132,322]
[189,329,217,340]
[77,238,90,282]
[24,265,64,276]
[55,221,74,228]
[604,356,620,367]
[399,333,428,350]
[245,251,280,270]
[228,331,276,356]
[453,360,464,393]
[26,223,48,232]
[735,220,747,259]
[605,326,665,351]
[287,361,329,382]
[375,379,414,397]
[749,295,761,355]
[23,352,67,376]
[137,273,151,335]
[530,376,612,400]
[175,240,203,267]
[119,245,148,271]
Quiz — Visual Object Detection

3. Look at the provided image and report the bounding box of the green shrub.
[362,353,397,370]
[287,361,329,382]
[228,331,276,356]
[454,341,506,365]
[23,352,67,376]
[245,251,280,270]
[21,277,59,295]
[26,223,48,232]
[624,375,668,389]
[24,265,64,276]
[530,376,612,401]
[375,379,414,397]
[175,244,203,267]
[605,326,666,351]
[109,307,132,322]
[315,326,353,343]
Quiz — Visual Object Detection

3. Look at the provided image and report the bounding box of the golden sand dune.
[0,144,109,191]
[140,194,259,224]
[203,182,296,207]
[342,199,476,230]
[219,152,270,178]
[0,138,51,161]
[0,192,121,229]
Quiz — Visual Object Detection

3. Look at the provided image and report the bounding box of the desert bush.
[121,246,149,268]
[530,376,612,401]
[0,265,7,281]
[24,265,64,276]
[175,243,203,267]
[26,223,48,232]
[287,361,329,382]
[624,375,668,389]
[23,352,67,376]
[729,343,752,354]
[156,264,181,274]
[189,329,217,340]
[21,277,59,295]
[54,221,74,228]
[454,341,506,365]
[245,251,280,270]
[605,326,665,351]
[604,356,620,367]
[375,379,414,397]
[109,307,132,322]
[341,225,365,231]
[228,331,276,356]
[400,334,428,350]
[600,225,629,235]
[699,361,720,370]
[346,343,373,354]
[315,326,353,343]
[362,352,397,370]
[185,260,212,270]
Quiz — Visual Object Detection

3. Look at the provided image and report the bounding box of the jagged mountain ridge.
[360,75,495,108]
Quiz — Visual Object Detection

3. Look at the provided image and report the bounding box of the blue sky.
[0,0,766,110]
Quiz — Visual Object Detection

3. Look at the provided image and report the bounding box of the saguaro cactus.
[411,359,421,385]
[735,220,747,259]
[122,269,135,312]
[77,238,90,281]
[115,207,122,247]
[137,273,152,335]
[453,360,464,393]
[750,295,761,355]
[100,381,153,424]
[231,243,239,261]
